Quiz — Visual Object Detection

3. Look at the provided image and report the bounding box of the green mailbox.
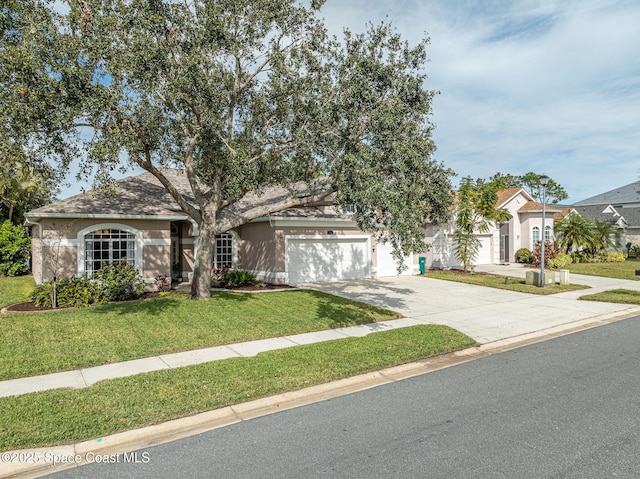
[418,256,426,275]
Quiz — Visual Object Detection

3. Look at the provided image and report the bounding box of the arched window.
[544,225,552,243]
[213,233,235,269]
[84,228,136,275]
[532,226,540,245]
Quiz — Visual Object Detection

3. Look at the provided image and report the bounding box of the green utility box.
[419,256,426,275]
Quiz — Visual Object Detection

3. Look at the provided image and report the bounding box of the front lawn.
[564,259,640,280]
[0,290,400,380]
[0,325,475,452]
[422,270,590,295]
[579,289,640,305]
[0,275,35,308]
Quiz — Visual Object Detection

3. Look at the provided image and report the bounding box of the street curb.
[3,306,640,479]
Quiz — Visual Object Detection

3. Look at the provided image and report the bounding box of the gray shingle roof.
[617,207,640,228]
[26,169,339,222]
[574,181,640,206]
[572,205,626,226]
[26,170,190,218]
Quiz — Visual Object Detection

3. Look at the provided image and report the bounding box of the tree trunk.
[190,220,216,299]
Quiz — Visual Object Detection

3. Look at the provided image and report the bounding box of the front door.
[499,223,510,263]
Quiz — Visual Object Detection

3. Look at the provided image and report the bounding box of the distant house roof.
[620,207,640,228]
[517,201,563,213]
[496,188,528,208]
[553,207,576,221]
[574,181,640,206]
[572,205,627,227]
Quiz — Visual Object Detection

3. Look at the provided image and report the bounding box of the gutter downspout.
[24,217,43,285]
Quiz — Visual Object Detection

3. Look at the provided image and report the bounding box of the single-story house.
[573,181,640,246]
[421,187,563,268]
[24,170,416,286]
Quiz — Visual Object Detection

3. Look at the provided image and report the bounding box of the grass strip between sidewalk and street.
[0,290,400,381]
[579,289,640,305]
[0,325,475,452]
[421,271,590,295]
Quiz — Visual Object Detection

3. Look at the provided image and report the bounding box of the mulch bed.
[426,268,492,276]
[218,283,294,291]
[3,285,293,313]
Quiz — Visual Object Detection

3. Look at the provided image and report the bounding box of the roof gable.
[495,188,533,208]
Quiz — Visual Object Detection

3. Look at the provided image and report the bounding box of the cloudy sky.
[62,0,639,203]
[320,0,640,202]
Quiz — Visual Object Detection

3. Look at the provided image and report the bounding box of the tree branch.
[215,185,336,233]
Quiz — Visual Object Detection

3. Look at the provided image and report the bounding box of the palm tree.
[554,213,594,254]
[453,177,510,272]
[591,220,622,254]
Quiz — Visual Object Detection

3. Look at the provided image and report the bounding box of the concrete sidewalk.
[2,266,640,399]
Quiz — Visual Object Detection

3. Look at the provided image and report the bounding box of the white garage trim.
[285,235,371,284]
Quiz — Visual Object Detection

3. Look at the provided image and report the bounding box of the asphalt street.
[45,315,640,479]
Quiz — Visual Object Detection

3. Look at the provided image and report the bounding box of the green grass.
[0,275,35,308]
[0,325,475,452]
[422,270,590,295]
[579,289,640,304]
[564,259,640,280]
[0,290,400,381]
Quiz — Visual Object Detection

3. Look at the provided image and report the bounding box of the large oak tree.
[2,0,454,298]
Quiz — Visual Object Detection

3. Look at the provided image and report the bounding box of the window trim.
[77,223,143,276]
[532,226,540,245]
[213,232,237,269]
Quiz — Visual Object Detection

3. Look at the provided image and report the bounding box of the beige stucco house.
[421,187,563,268]
[24,170,415,286]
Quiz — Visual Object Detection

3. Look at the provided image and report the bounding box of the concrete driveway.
[307,267,640,343]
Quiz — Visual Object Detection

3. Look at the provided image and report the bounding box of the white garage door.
[376,241,413,277]
[286,236,371,284]
[475,236,493,265]
[432,232,492,268]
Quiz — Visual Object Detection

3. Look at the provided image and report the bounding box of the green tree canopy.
[1,0,454,298]
[489,172,568,204]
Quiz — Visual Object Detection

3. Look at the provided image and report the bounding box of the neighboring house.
[573,181,640,246]
[24,170,414,286]
[421,187,563,268]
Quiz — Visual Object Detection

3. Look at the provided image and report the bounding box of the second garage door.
[376,241,413,277]
[285,236,371,284]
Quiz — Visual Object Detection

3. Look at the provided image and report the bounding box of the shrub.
[547,252,572,269]
[225,270,261,287]
[31,280,56,307]
[31,276,97,308]
[599,251,625,263]
[628,245,640,258]
[516,248,533,264]
[92,261,143,302]
[532,242,563,267]
[570,251,589,263]
[0,220,31,277]
[54,276,97,307]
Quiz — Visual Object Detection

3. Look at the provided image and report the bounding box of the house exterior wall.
[32,217,173,284]
[237,220,363,283]
[626,228,640,246]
